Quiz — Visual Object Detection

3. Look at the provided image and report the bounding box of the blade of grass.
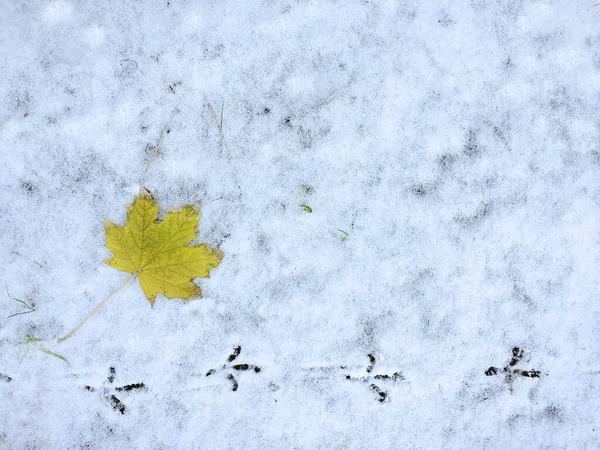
[208,102,224,136]
[145,107,177,173]
[6,287,35,311]
[337,229,349,241]
[38,348,69,365]
[208,103,218,124]
[8,310,36,319]
[145,118,172,173]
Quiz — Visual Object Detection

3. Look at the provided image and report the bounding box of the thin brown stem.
[58,273,137,343]
[208,102,224,136]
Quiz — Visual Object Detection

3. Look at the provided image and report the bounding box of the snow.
[1,0,600,448]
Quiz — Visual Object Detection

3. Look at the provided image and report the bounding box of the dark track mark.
[232,364,261,373]
[85,367,146,414]
[107,367,116,384]
[21,181,36,194]
[227,374,239,392]
[345,354,405,403]
[366,354,375,373]
[168,81,182,93]
[485,347,541,390]
[374,373,403,381]
[484,367,497,376]
[0,373,12,382]
[508,347,523,367]
[109,395,126,414]
[370,384,387,402]
[115,383,146,392]
[227,346,241,363]
[517,370,541,378]
[205,347,261,391]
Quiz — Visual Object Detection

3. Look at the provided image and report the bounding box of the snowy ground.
[1,0,600,448]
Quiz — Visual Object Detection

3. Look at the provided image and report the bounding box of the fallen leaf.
[58,188,223,342]
[104,187,223,306]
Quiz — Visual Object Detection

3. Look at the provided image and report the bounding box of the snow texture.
[1,0,600,448]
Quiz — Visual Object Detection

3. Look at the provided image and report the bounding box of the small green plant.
[20,336,69,365]
[6,287,36,318]
[299,184,314,213]
[337,229,349,242]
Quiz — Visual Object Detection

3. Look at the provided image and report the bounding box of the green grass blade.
[38,348,69,365]
[7,310,36,319]
[6,287,35,311]
[337,229,349,241]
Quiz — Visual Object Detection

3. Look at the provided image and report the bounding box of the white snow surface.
[1,0,600,448]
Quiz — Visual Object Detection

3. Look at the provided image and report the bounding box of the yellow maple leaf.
[59,187,223,342]
[104,187,223,306]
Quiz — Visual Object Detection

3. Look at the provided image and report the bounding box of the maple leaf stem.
[58,274,137,343]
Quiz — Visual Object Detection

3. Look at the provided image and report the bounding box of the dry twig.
[208,101,224,135]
